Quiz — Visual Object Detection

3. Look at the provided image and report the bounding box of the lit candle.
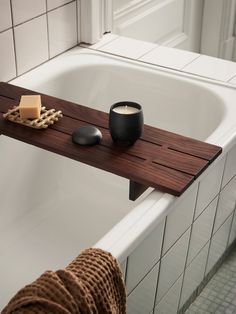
[112,105,140,114]
[109,101,143,145]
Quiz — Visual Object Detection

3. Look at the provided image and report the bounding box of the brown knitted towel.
[2,248,126,314]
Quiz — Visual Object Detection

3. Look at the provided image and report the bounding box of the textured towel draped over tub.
[2,248,126,314]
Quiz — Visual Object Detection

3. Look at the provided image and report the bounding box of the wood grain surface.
[0,82,222,200]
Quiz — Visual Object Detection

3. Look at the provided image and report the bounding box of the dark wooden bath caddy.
[0,82,222,201]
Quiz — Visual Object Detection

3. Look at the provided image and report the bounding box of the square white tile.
[206,214,233,275]
[163,186,197,255]
[222,145,236,188]
[228,210,236,246]
[156,228,190,304]
[0,30,16,81]
[0,0,12,32]
[214,176,236,234]
[47,0,72,10]
[183,55,236,82]
[100,36,157,59]
[14,15,48,75]
[126,220,165,294]
[154,275,183,314]
[187,197,217,265]
[194,157,225,219]
[140,46,199,70]
[11,0,46,25]
[180,242,209,308]
[48,2,77,58]
[127,263,159,314]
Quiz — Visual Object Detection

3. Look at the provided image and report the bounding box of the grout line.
[178,240,211,313]
[89,44,236,90]
[9,0,18,77]
[177,224,195,311]
[193,192,219,223]
[78,0,82,44]
[8,44,79,82]
[126,256,160,297]
[177,182,201,311]
[152,217,167,310]
[161,222,192,258]
[47,0,75,13]
[124,257,129,285]
[6,0,75,30]
[226,207,236,248]
[203,160,226,279]
[155,271,184,311]
[0,26,13,34]
[45,0,51,59]
[137,44,160,60]
[227,73,236,83]
[75,0,79,44]
[11,12,47,28]
[126,220,166,306]
[180,54,202,71]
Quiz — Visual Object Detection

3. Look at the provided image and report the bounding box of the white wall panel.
[113,0,184,44]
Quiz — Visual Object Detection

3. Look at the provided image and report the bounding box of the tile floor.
[185,246,236,314]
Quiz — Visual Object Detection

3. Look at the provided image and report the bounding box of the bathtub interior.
[12,51,225,141]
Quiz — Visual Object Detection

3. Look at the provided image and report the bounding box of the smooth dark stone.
[72,126,102,146]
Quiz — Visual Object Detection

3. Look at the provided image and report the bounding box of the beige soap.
[19,95,42,119]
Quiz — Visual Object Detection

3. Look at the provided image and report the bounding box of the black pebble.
[72,126,102,146]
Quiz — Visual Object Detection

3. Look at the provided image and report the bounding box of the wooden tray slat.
[0,82,222,199]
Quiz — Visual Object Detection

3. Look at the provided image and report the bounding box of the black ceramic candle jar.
[109,101,144,145]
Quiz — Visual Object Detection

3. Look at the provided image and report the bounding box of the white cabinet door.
[112,0,204,52]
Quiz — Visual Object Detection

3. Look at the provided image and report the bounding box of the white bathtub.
[1,47,236,311]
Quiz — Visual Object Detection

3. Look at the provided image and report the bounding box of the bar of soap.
[19,95,41,119]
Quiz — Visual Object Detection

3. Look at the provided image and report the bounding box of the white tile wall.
[140,46,200,70]
[194,157,225,219]
[47,0,72,10]
[206,214,233,275]
[127,263,159,314]
[0,0,78,81]
[163,186,197,254]
[126,220,165,294]
[0,30,16,81]
[100,36,157,59]
[14,15,48,75]
[48,2,77,58]
[180,242,209,308]
[154,275,183,314]
[155,228,190,304]
[214,176,236,234]
[228,210,236,246]
[11,0,46,26]
[222,145,236,188]
[187,197,217,265]
[183,55,236,82]
[0,0,12,32]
